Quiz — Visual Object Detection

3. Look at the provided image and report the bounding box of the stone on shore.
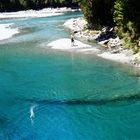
[63,17,140,68]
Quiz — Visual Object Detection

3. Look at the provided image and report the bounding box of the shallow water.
[0,11,140,140]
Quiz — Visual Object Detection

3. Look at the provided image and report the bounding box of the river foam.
[0,24,19,41]
[0,8,79,19]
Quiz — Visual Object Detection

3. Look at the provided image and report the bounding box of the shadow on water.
[0,116,10,128]
[18,92,140,106]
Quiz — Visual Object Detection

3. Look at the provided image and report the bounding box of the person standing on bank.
[71,34,74,47]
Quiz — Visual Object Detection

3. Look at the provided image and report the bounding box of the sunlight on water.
[0,11,140,140]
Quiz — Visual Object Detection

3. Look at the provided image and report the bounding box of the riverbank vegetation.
[0,0,139,52]
[77,0,140,52]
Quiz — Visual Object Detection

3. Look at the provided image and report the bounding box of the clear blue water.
[0,11,140,140]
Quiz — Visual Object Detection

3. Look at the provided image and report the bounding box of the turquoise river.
[0,11,140,140]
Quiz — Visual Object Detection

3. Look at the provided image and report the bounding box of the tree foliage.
[77,0,140,51]
[77,0,115,29]
[113,0,140,51]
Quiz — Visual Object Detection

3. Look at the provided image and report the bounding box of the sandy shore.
[48,38,91,49]
[63,17,140,68]
[48,38,100,54]
[98,52,131,63]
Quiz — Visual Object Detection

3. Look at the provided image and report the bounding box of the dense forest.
[0,0,78,12]
[0,0,139,51]
[78,0,140,52]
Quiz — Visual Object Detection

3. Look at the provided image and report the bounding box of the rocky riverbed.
[64,17,140,68]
